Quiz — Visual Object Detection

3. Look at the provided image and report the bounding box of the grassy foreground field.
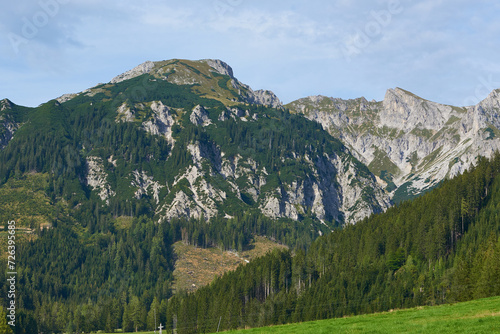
[96,296,500,334]
[225,296,500,334]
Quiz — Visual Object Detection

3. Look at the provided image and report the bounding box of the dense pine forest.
[2,154,500,333]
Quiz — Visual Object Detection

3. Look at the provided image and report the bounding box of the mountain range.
[4,58,500,224]
[2,58,500,333]
[1,59,394,227]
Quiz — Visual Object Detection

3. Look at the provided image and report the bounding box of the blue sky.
[1,0,499,107]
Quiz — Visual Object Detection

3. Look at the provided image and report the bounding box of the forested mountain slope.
[0,59,390,333]
[164,154,500,333]
[2,58,499,333]
[0,59,389,229]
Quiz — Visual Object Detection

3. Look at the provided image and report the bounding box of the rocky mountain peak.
[308,95,329,104]
[287,86,500,203]
[477,88,500,111]
[1,99,12,111]
[247,89,282,109]
[199,59,234,78]
[110,61,155,84]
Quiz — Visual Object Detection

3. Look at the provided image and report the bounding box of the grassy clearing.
[223,296,500,334]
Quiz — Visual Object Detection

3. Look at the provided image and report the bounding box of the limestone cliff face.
[257,152,390,223]
[154,139,389,225]
[190,105,212,127]
[143,101,176,145]
[110,61,155,84]
[287,88,500,201]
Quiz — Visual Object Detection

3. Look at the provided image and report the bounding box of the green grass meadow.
[225,296,500,334]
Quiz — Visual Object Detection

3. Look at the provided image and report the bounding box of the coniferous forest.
[0,64,499,333]
[1,154,499,333]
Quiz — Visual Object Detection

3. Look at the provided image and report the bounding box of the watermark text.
[6,220,17,327]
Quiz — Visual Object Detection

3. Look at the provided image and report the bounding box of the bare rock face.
[1,99,12,111]
[0,100,18,149]
[116,102,135,122]
[258,152,390,224]
[111,61,155,84]
[287,87,500,201]
[86,157,115,204]
[201,59,234,78]
[190,105,212,126]
[56,93,79,104]
[380,88,453,131]
[247,89,282,109]
[143,101,176,145]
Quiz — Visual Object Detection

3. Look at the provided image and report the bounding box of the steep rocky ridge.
[108,59,282,108]
[287,88,500,202]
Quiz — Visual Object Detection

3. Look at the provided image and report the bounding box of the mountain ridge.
[63,58,283,109]
[4,58,500,206]
[0,58,390,228]
[2,58,500,333]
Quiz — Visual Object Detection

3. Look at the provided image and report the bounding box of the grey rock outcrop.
[85,156,115,204]
[132,170,164,204]
[190,105,212,126]
[258,152,390,224]
[201,59,234,78]
[143,101,176,145]
[245,89,282,109]
[111,61,155,84]
[1,99,12,111]
[288,87,500,201]
[0,100,19,149]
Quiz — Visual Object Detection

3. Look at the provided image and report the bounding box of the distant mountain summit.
[106,58,283,108]
[287,87,500,202]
